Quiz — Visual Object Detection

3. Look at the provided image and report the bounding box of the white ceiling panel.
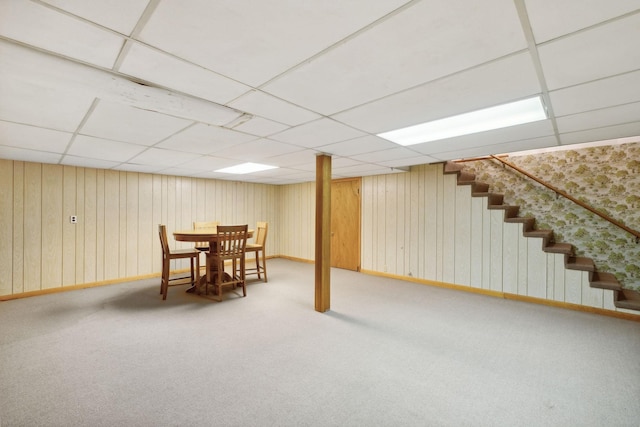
[525,0,640,43]
[556,102,640,134]
[0,121,71,153]
[432,135,559,161]
[137,0,410,86]
[1,2,639,183]
[539,13,640,90]
[156,123,258,154]
[412,120,556,156]
[118,43,252,105]
[0,0,124,68]
[263,0,527,115]
[60,155,119,169]
[550,70,640,116]
[128,148,200,166]
[232,116,290,137]
[0,77,95,132]
[66,135,147,162]
[0,145,62,164]
[81,100,192,145]
[316,136,397,157]
[271,119,366,148]
[227,90,320,127]
[42,0,150,35]
[214,139,300,162]
[559,121,640,146]
[332,52,541,133]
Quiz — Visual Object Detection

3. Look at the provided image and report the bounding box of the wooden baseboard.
[361,269,640,322]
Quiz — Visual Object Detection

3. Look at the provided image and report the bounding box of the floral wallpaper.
[462,142,640,291]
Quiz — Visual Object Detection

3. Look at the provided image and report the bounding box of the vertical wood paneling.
[582,272,603,308]
[454,185,471,285]
[553,252,565,302]
[104,170,120,280]
[12,162,24,293]
[375,176,385,271]
[441,173,456,283]
[517,224,528,295]
[151,174,162,274]
[0,160,13,295]
[118,171,127,278]
[362,177,373,270]
[408,167,420,278]
[470,197,484,288]
[482,198,492,289]
[41,164,63,289]
[385,175,397,273]
[502,222,519,294]
[527,238,547,298]
[62,166,76,286]
[565,269,582,304]
[84,168,97,283]
[395,174,406,276]
[489,210,503,291]
[95,170,105,281]
[546,253,555,300]
[24,162,42,292]
[423,166,439,280]
[138,173,153,274]
[126,172,139,276]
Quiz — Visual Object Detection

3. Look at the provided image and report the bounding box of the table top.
[173,227,253,242]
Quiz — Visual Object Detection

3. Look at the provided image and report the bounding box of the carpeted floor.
[1,259,639,426]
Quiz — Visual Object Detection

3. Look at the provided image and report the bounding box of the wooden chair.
[158,224,200,300]
[206,224,248,301]
[244,221,268,282]
[193,221,220,251]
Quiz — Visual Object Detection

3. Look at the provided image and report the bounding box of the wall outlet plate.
[70,215,78,224]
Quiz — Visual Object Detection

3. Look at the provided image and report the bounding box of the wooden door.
[331,178,361,271]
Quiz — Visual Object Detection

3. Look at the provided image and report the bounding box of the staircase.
[444,161,640,313]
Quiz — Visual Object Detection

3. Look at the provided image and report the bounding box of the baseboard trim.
[361,269,640,322]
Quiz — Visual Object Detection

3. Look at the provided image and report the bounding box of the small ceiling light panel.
[377,96,547,146]
[215,162,278,174]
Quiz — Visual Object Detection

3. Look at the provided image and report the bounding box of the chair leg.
[254,251,261,280]
[260,249,267,282]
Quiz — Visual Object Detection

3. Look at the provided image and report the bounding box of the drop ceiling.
[1,0,639,184]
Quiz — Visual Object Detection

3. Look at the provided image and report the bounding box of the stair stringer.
[443,161,640,314]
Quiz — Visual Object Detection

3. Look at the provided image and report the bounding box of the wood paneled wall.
[276,181,315,262]
[0,159,278,297]
[360,163,619,311]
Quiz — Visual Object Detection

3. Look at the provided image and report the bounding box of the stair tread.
[523,229,553,237]
[544,242,574,254]
[565,256,595,272]
[615,290,640,311]
[590,271,622,291]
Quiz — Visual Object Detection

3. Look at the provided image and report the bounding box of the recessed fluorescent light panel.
[377,96,547,146]
[215,162,278,174]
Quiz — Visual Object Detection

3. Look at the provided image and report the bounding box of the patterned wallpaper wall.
[462,142,640,291]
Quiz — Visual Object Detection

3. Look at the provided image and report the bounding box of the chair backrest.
[254,221,268,247]
[194,221,219,249]
[213,225,248,258]
[158,224,170,256]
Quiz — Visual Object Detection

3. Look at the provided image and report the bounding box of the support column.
[315,154,331,312]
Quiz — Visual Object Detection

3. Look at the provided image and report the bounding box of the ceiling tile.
[119,43,251,104]
[232,116,290,137]
[316,136,397,157]
[138,0,409,86]
[332,52,542,133]
[0,145,62,164]
[67,135,147,162]
[271,118,366,148]
[0,77,95,132]
[539,13,640,90]
[263,0,527,115]
[61,155,119,169]
[227,90,321,126]
[0,121,71,153]
[128,148,200,167]
[42,0,150,35]
[114,163,167,174]
[81,100,192,145]
[411,120,556,155]
[156,124,258,154]
[176,156,238,172]
[263,149,318,168]
[550,70,640,116]
[377,155,439,168]
[432,135,559,161]
[0,1,124,68]
[214,139,301,162]
[350,147,421,163]
[525,0,640,43]
[556,102,640,134]
[559,121,640,146]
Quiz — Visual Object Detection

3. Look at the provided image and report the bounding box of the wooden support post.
[315,154,331,312]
